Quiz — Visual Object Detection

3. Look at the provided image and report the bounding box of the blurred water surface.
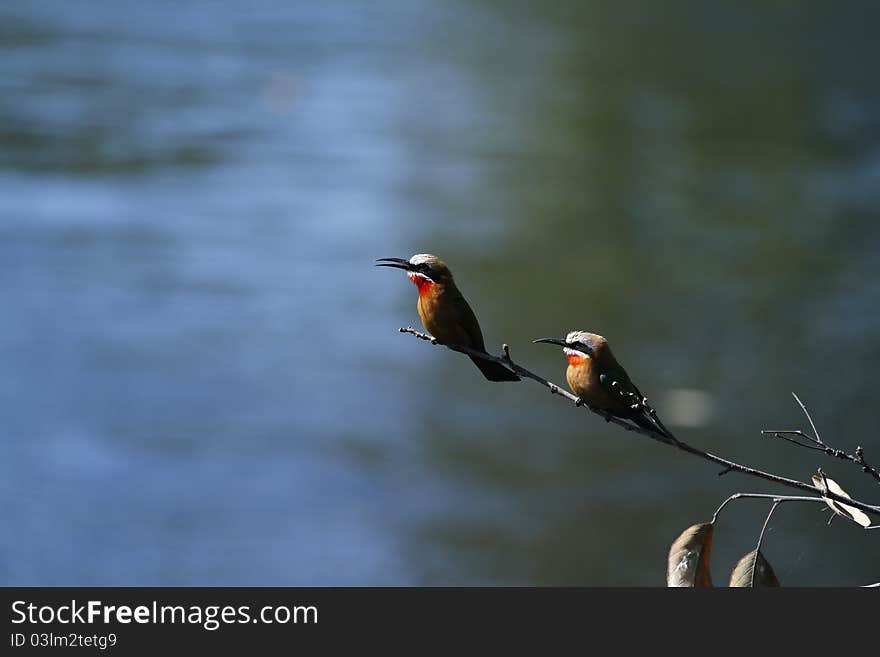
[1,1,878,585]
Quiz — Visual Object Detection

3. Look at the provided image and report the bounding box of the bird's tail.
[469,355,520,382]
[631,409,679,445]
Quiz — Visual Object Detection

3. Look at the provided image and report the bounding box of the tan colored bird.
[376,254,520,382]
[534,330,678,443]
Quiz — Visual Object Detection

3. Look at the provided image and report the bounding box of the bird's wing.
[451,289,486,351]
[598,369,642,409]
[599,370,677,443]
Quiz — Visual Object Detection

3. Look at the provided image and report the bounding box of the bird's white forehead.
[565,330,592,344]
[409,253,438,266]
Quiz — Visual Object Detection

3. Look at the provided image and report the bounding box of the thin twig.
[855,446,880,484]
[712,491,880,530]
[711,493,826,525]
[398,327,880,517]
[752,500,782,587]
[792,392,822,446]
[762,395,880,485]
[711,493,877,585]
[762,430,827,453]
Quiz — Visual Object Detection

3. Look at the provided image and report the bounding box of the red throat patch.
[407,272,435,296]
[567,353,586,366]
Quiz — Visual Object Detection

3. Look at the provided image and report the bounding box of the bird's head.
[375,253,453,295]
[533,330,605,366]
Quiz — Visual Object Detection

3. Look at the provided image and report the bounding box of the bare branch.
[398,327,880,518]
[761,395,880,485]
[761,430,827,453]
[711,493,826,525]
[752,500,782,586]
[792,392,823,446]
[855,446,880,485]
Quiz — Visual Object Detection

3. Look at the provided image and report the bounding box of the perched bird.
[376,254,520,382]
[533,330,678,444]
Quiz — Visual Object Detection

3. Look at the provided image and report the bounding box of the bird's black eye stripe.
[417,263,431,272]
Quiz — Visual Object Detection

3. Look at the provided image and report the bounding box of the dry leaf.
[729,549,780,587]
[667,523,713,587]
[811,474,872,528]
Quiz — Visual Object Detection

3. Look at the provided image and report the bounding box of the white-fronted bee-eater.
[376,253,520,382]
[534,330,677,443]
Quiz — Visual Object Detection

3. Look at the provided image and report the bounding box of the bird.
[533,330,678,444]
[375,254,520,382]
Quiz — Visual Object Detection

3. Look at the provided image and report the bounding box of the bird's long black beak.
[532,337,568,347]
[375,257,412,270]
